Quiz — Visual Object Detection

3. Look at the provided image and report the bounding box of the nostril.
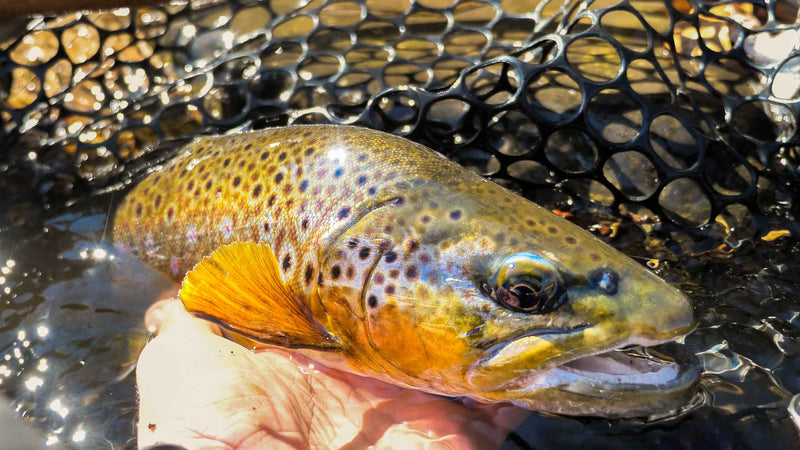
[589,268,619,295]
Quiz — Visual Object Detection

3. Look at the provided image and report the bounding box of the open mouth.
[510,343,698,393]
[558,345,692,386]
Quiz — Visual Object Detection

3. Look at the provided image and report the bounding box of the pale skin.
[137,299,530,449]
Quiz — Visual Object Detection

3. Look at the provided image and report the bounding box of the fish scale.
[112,125,458,296]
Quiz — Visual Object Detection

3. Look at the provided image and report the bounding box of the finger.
[145,298,221,337]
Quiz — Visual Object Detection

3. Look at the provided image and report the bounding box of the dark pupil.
[507,282,545,310]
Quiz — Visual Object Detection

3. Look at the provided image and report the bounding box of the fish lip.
[495,341,699,394]
[471,325,698,393]
[471,323,592,350]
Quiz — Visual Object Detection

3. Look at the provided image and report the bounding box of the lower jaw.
[478,344,701,418]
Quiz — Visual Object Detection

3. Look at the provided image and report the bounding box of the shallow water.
[0,187,798,448]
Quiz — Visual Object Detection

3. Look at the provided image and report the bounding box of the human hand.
[137,299,529,449]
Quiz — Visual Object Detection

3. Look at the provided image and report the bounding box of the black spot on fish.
[301,218,309,230]
[279,152,287,161]
[268,195,277,207]
[334,168,343,178]
[385,251,397,263]
[389,269,399,278]
[385,285,395,295]
[260,151,269,160]
[346,266,355,279]
[239,160,245,168]
[359,247,370,260]
[252,185,262,198]
[331,265,341,279]
[233,176,241,187]
[194,189,200,198]
[303,131,313,137]
[154,195,162,207]
[135,203,142,217]
[167,207,174,220]
[347,239,358,249]
[590,253,601,262]
[405,265,418,280]
[368,187,377,195]
[275,173,284,184]
[304,265,314,285]
[449,210,462,220]
[421,215,430,223]
[338,207,351,220]
[299,180,308,192]
[245,144,253,151]
[526,219,536,227]
[187,181,194,191]
[223,158,230,167]
[565,236,577,244]
[368,295,378,308]
[548,226,558,234]
[263,222,270,233]
[408,240,419,252]
[374,273,385,284]
[305,147,315,156]
[357,176,367,185]
[384,225,393,233]
[282,254,291,271]
[358,154,367,161]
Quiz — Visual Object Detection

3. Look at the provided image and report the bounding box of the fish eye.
[489,253,563,314]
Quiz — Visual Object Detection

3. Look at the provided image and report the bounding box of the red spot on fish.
[170,256,180,275]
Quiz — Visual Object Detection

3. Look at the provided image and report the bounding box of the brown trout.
[112,125,697,418]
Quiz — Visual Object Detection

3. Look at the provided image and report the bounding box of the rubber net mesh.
[1,1,800,448]
[0,0,798,237]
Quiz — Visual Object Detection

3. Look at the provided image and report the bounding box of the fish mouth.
[469,335,699,417]
[510,344,696,391]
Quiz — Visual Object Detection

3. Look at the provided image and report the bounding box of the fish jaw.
[465,270,698,417]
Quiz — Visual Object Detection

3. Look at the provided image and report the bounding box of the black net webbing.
[0,0,798,237]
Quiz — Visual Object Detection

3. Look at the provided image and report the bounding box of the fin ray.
[179,242,340,350]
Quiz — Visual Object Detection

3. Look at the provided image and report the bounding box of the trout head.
[319,177,698,418]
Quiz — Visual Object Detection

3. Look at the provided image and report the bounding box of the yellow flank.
[112,125,697,418]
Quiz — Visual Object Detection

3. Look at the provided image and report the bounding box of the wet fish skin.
[113,125,696,417]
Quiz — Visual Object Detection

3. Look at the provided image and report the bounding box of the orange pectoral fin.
[179,242,342,351]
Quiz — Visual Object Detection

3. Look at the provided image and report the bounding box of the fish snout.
[568,266,696,346]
